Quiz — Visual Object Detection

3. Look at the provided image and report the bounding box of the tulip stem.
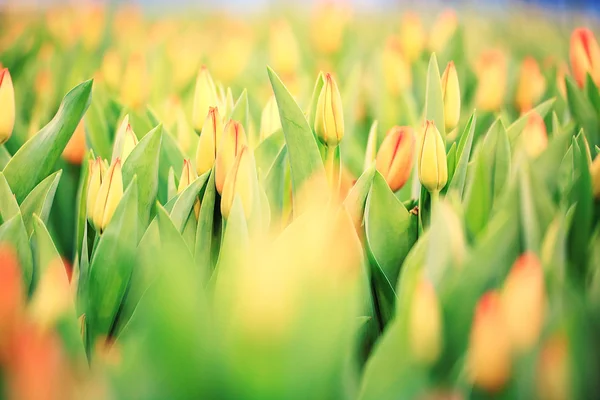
[324,146,339,196]
[430,190,440,214]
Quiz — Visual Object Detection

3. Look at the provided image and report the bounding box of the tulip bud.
[375,126,415,192]
[468,291,511,392]
[179,159,200,218]
[591,154,600,199]
[475,49,507,111]
[501,253,545,352]
[364,120,379,170]
[92,159,123,232]
[417,121,448,193]
[62,120,86,165]
[536,333,571,400]
[399,12,425,62]
[101,49,121,90]
[0,245,24,337]
[522,113,548,158]
[260,96,282,141]
[86,157,104,225]
[409,279,443,365]
[29,258,71,329]
[381,37,412,95]
[196,107,223,176]
[429,10,458,54]
[269,20,300,77]
[441,61,461,131]
[314,73,344,148]
[311,1,349,55]
[192,66,219,133]
[221,146,254,219]
[120,53,147,109]
[113,115,138,163]
[215,120,247,194]
[516,57,546,112]
[570,28,600,88]
[0,68,15,144]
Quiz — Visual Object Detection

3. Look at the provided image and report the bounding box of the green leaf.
[424,53,445,140]
[566,76,599,148]
[481,119,511,202]
[447,114,476,198]
[20,170,62,236]
[32,215,62,276]
[4,80,93,202]
[122,124,163,228]
[255,129,285,179]
[84,88,112,160]
[76,225,90,317]
[506,98,555,144]
[158,133,185,203]
[167,167,177,201]
[0,146,11,169]
[344,165,376,231]
[215,197,249,279]
[0,172,20,222]
[267,67,327,214]
[464,156,492,238]
[195,169,217,281]
[230,89,249,129]
[586,74,600,114]
[74,153,91,259]
[169,172,209,232]
[446,142,457,185]
[307,72,325,128]
[86,179,138,346]
[263,145,287,221]
[0,213,33,293]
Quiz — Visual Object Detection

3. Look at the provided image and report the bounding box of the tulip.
[192,66,219,133]
[522,113,548,158]
[468,291,511,392]
[92,159,123,232]
[314,73,344,148]
[501,253,545,352]
[101,49,121,90]
[221,146,254,219]
[62,120,86,165]
[429,10,458,54]
[417,121,448,194]
[441,61,461,131]
[570,28,600,88]
[0,245,24,337]
[0,68,15,144]
[215,120,247,194]
[260,96,282,141]
[375,126,415,192]
[591,153,600,199]
[381,37,412,95]
[475,49,507,111]
[86,157,104,225]
[269,20,300,77]
[516,57,546,112]
[399,12,425,62]
[536,333,571,400]
[409,279,443,365]
[120,53,148,109]
[29,258,71,329]
[112,115,138,163]
[178,159,200,218]
[311,1,349,55]
[196,107,223,176]
[556,62,569,98]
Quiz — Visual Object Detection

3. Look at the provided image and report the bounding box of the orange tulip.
[522,113,548,158]
[515,57,546,112]
[62,120,87,165]
[570,28,600,88]
[375,126,415,192]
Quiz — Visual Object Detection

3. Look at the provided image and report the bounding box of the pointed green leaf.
[255,129,285,179]
[464,156,492,238]
[566,76,599,147]
[170,172,209,232]
[0,146,11,169]
[307,72,325,128]
[0,172,20,222]
[506,98,555,144]
[448,114,476,198]
[0,213,33,293]
[195,169,217,281]
[4,80,93,202]
[424,53,445,140]
[20,170,62,236]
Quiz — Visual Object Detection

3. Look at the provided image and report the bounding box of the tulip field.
[1,2,600,399]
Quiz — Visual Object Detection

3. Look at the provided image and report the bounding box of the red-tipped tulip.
[196,107,223,176]
[215,120,247,194]
[314,72,344,148]
[570,28,600,88]
[375,126,415,192]
[221,146,254,219]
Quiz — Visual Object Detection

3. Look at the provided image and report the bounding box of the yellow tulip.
[196,107,223,176]
[522,113,548,158]
[0,68,15,144]
[120,53,148,110]
[515,57,546,112]
[314,73,344,148]
[221,146,254,220]
[417,121,448,194]
[192,66,219,133]
[475,49,507,111]
[215,120,247,194]
[441,61,461,131]
[591,153,600,199]
[409,279,443,365]
[86,157,104,225]
[399,12,425,62]
[382,37,412,95]
[269,20,300,77]
[93,159,123,233]
[429,10,458,54]
[260,96,282,141]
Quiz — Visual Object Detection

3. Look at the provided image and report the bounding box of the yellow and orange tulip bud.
[522,113,548,158]
[178,159,200,218]
[86,157,104,225]
[215,120,247,194]
[0,245,24,337]
[468,291,511,393]
[269,20,300,77]
[417,121,448,194]
[196,107,223,176]
[375,126,415,192]
[311,1,349,55]
[221,146,254,220]
[382,37,412,95]
[570,28,600,88]
[101,49,121,90]
[475,49,507,111]
[441,61,461,131]
[192,66,219,133]
[409,279,443,365]
[536,333,571,400]
[429,10,458,54]
[260,96,281,141]
[113,115,138,163]
[516,57,546,112]
[62,120,87,165]
[29,259,71,329]
[120,53,148,110]
[591,153,600,199]
[92,159,123,233]
[399,12,425,62]
[0,68,15,144]
[501,253,545,352]
[314,73,344,148]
